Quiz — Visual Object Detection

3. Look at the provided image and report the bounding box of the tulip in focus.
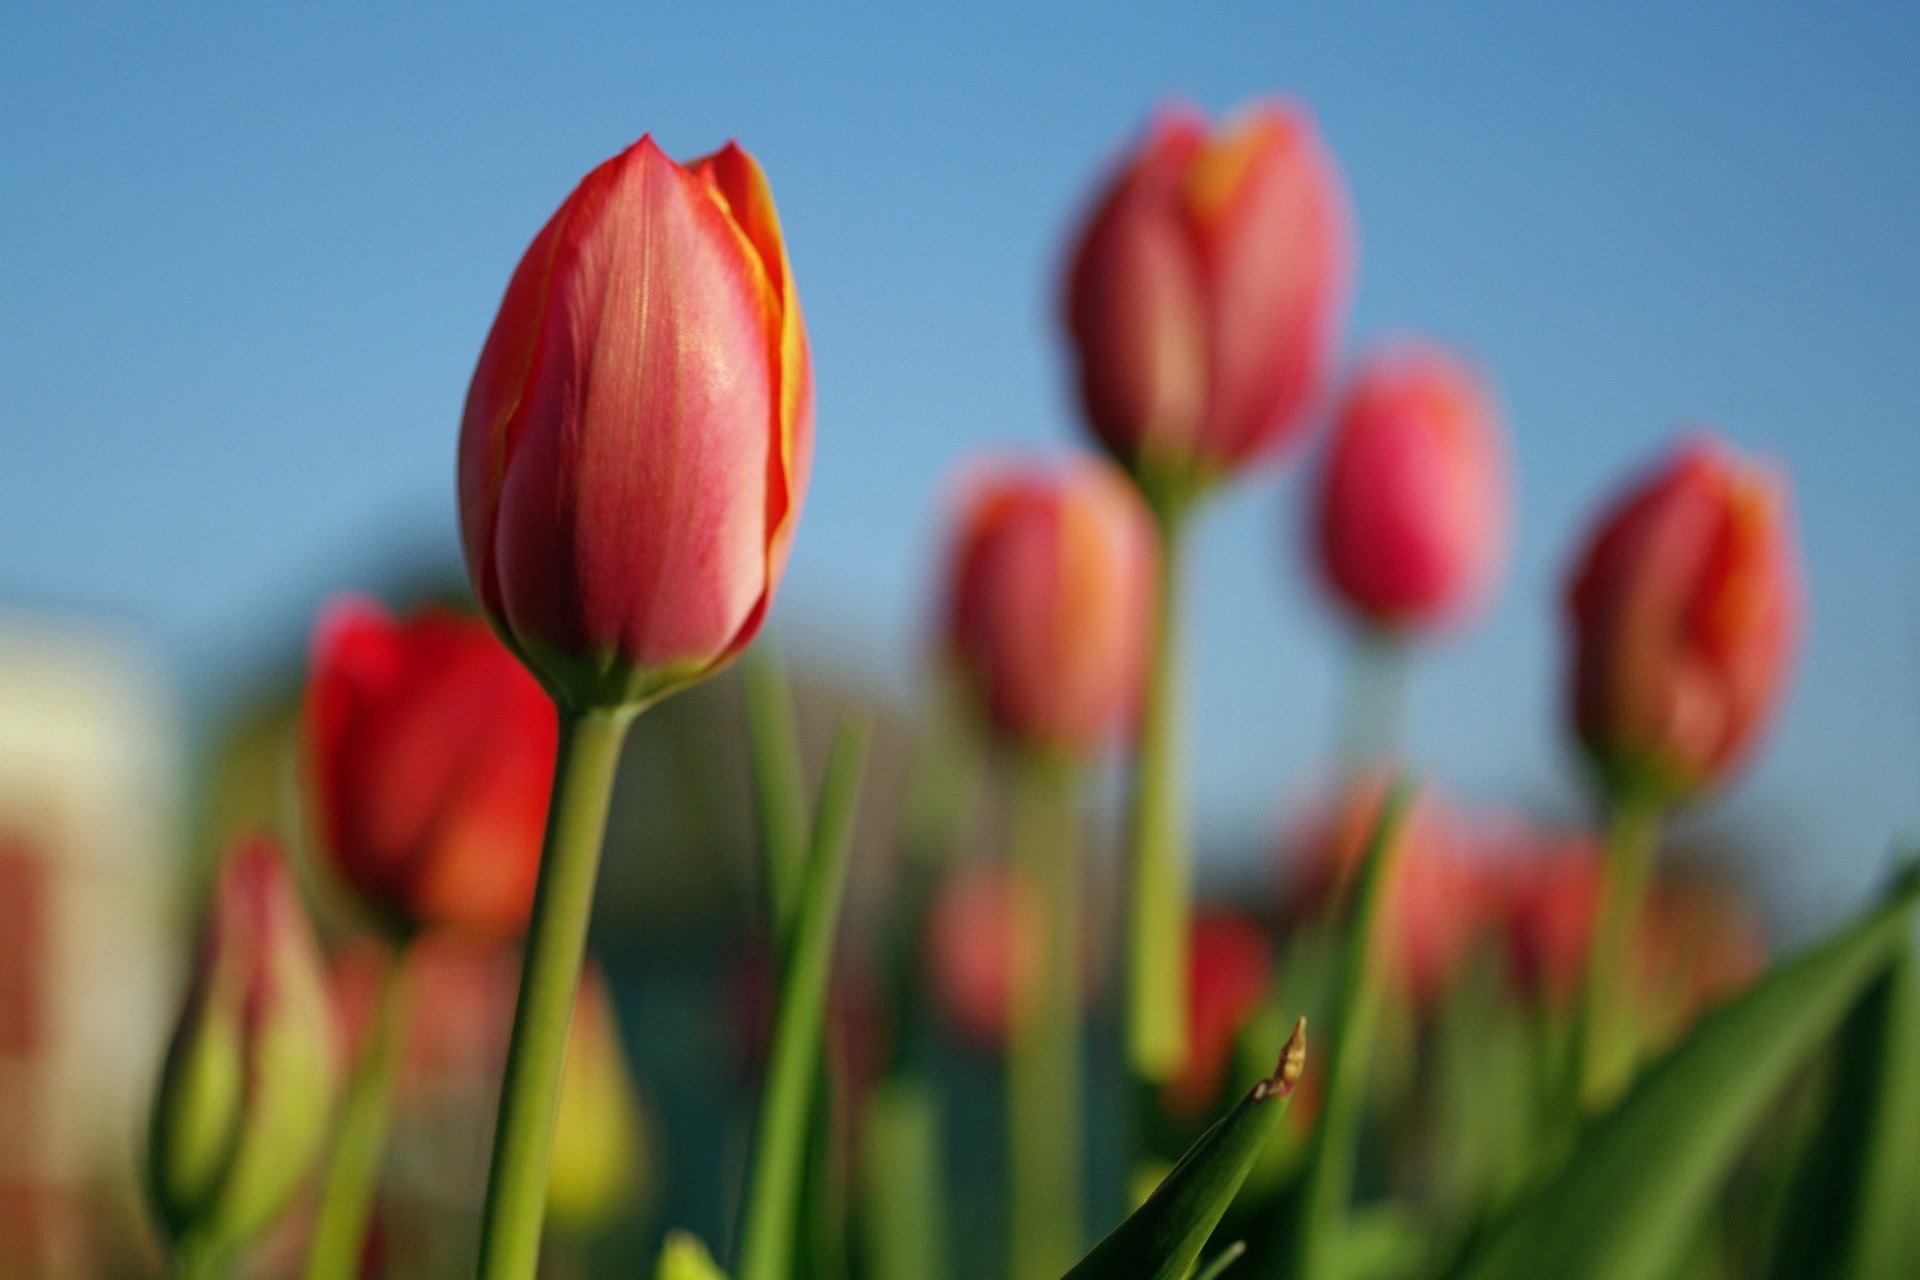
[303,597,558,941]
[1164,910,1275,1116]
[147,837,338,1270]
[1565,435,1802,806]
[943,457,1157,758]
[1314,344,1508,630]
[458,135,812,711]
[1063,99,1352,507]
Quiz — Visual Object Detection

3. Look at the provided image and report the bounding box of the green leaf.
[1063,1018,1308,1280]
[658,1231,731,1280]
[1194,1241,1247,1280]
[1276,777,1418,1280]
[735,718,870,1280]
[1769,938,1920,1279]
[1447,872,1920,1280]
[743,644,809,936]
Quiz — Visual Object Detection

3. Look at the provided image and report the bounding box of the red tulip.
[148,837,336,1260]
[1565,435,1802,805]
[303,597,559,941]
[1062,100,1352,503]
[1314,344,1508,630]
[1164,910,1274,1116]
[925,862,1041,1049]
[943,457,1157,757]
[458,135,812,710]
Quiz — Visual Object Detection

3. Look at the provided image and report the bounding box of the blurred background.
[2,2,1917,1275]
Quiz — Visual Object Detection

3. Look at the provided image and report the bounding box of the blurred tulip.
[1565,435,1802,805]
[1314,344,1508,630]
[458,135,812,710]
[943,457,1157,758]
[925,862,1042,1049]
[148,837,337,1267]
[1164,910,1274,1116]
[1062,100,1351,505]
[304,597,558,941]
[547,969,649,1237]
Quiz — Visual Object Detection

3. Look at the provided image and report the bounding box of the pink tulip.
[1565,435,1802,804]
[1314,344,1508,630]
[1062,100,1352,504]
[458,136,812,710]
[942,457,1157,758]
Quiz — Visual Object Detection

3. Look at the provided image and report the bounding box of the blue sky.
[3,3,1917,930]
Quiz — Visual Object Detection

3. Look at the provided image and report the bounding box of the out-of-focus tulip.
[148,837,337,1265]
[943,457,1157,758]
[457,135,812,710]
[1314,344,1508,630]
[303,598,558,941]
[1565,435,1802,806]
[1062,100,1351,505]
[925,862,1042,1049]
[547,969,649,1237]
[1164,910,1274,1116]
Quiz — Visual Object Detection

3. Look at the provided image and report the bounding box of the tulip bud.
[1062,100,1352,507]
[942,457,1156,758]
[925,862,1041,1049]
[1565,436,1802,806]
[1164,910,1274,1117]
[302,597,558,941]
[547,968,649,1237]
[1314,344,1508,630]
[458,135,813,710]
[147,837,338,1265]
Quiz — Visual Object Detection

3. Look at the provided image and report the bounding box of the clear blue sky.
[3,3,1916,932]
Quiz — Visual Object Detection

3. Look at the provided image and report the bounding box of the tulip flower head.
[1063,99,1352,510]
[1314,344,1508,631]
[1565,436,1802,806]
[303,597,558,941]
[148,837,337,1266]
[942,457,1157,759]
[925,861,1043,1049]
[459,135,812,710]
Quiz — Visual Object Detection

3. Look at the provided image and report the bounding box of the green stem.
[1007,752,1084,1280]
[860,1079,950,1280]
[744,644,809,934]
[1128,503,1191,1085]
[172,1235,225,1280]
[737,719,870,1280]
[475,706,635,1280]
[1337,627,1408,772]
[303,943,411,1280]
[1573,791,1665,1114]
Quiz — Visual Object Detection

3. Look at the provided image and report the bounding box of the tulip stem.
[475,705,635,1280]
[1128,501,1191,1086]
[304,943,412,1280]
[1007,751,1085,1280]
[1338,627,1407,772]
[1572,790,1666,1113]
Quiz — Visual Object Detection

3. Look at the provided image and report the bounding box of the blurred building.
[0,616,180,1278]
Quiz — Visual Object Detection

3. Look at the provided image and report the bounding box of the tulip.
[1314,344,1508,631]
[148,837,337,1274]
[1164,910,1275,1117]
[924,861,1042,1050]
[1062,99,1352,507]
[458,135,812,712]
[303,596,558,942]
[1565,434,1802,807]
[943,457,1157,759]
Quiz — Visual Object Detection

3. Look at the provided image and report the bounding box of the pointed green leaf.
[1194,1241,1247,1280]
[1063,1019,1308,1280]
[1769,940,1920,1279]
[1448,872,1920,1280]
[735,718,870,1280]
